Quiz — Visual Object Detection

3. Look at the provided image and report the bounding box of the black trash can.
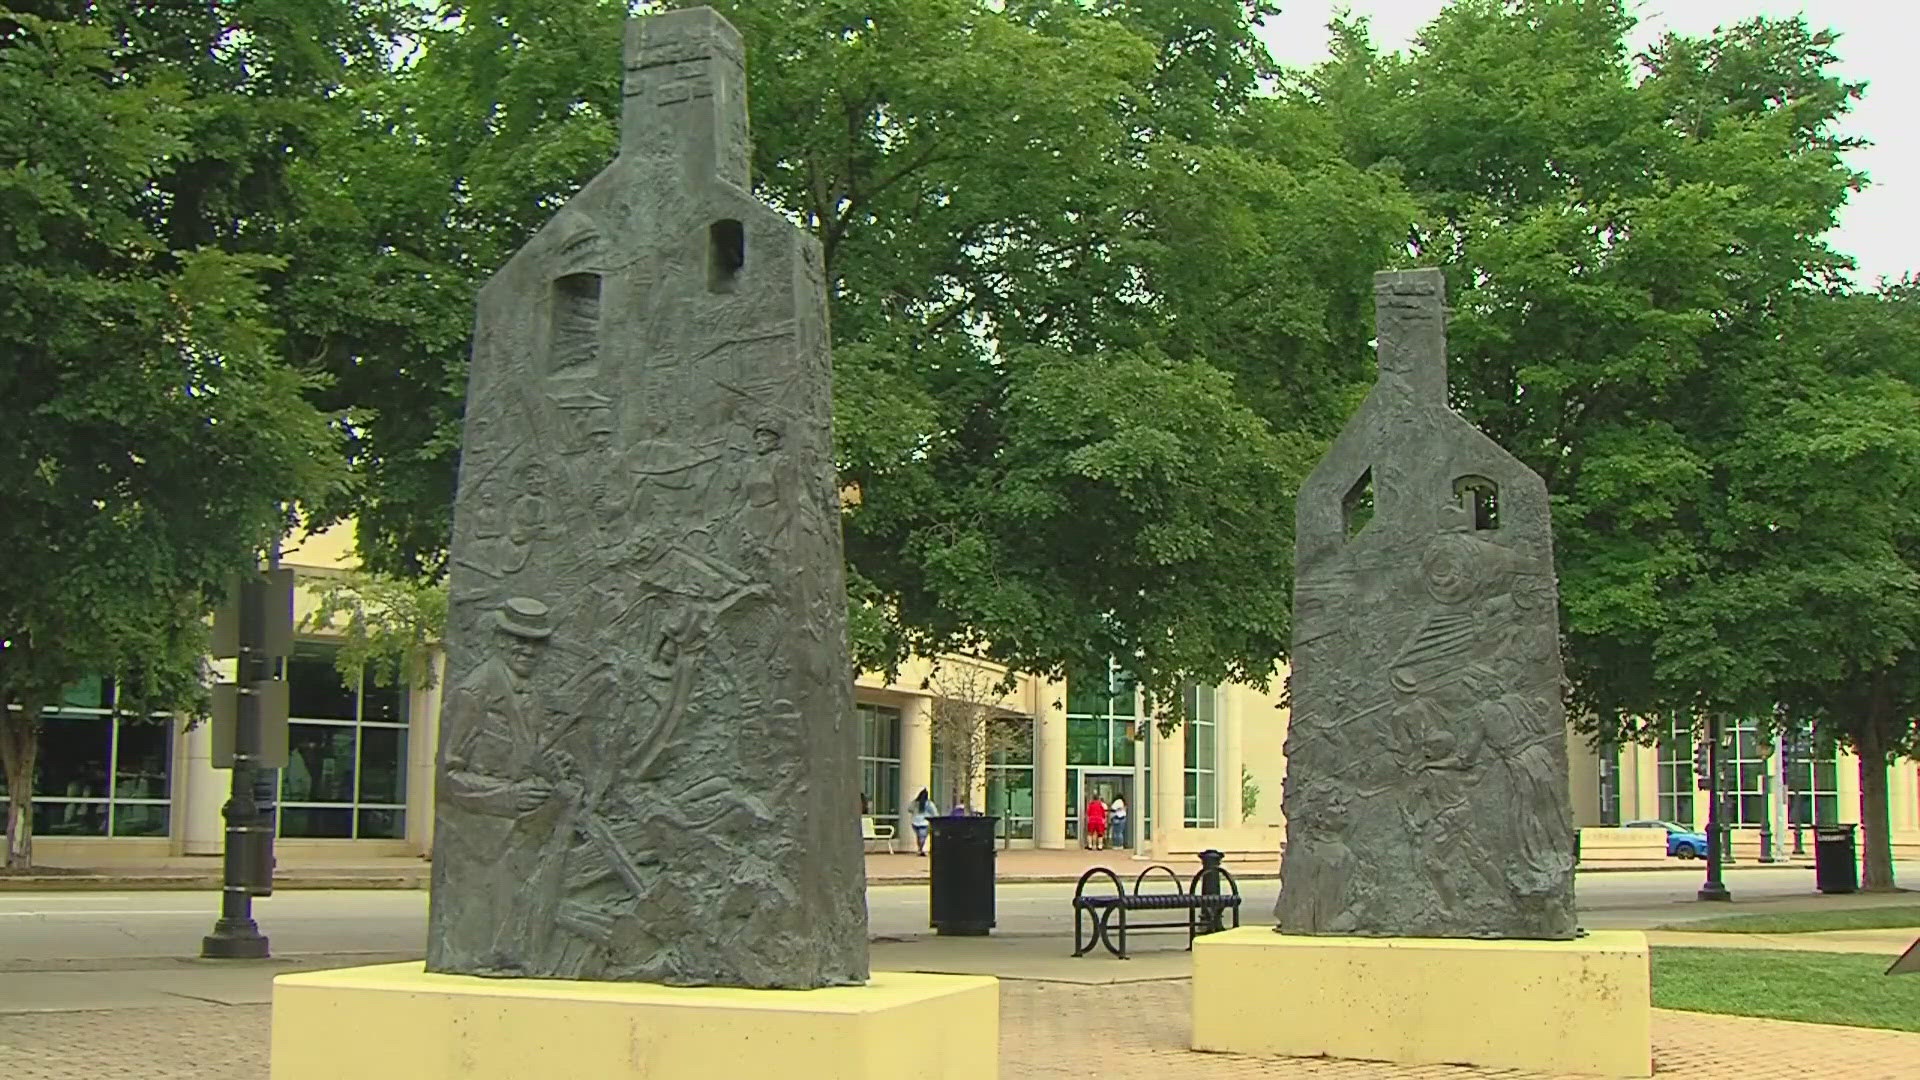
[1814,823,1859,894]
[928,814,997,936]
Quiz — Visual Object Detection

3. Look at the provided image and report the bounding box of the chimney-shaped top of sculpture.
[622,6,749,190]
[1374,268,1448,406]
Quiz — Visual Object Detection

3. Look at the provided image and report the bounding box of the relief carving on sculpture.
[1277,268,1578,941]
[426,7,867,990]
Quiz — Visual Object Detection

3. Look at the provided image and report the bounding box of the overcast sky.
[1257,1,1917,285]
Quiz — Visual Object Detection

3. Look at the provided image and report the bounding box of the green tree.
[306,0,1414,708]
[1302,1,1918,882]
[0,7,365,866]
[1666,288,1920,889]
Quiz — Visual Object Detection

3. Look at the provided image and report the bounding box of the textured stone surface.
[424,7,868,989]
[1276,268,1577,940]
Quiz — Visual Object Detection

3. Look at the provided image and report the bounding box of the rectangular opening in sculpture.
[549,272,602,373]
[709,218,744,293]
[1454,475,1500,530]
[1342,469,1374,540]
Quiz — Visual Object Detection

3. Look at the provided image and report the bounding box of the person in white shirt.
[1110,795,1129,849]
[908,788,939,856]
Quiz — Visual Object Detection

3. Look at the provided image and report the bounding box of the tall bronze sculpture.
[1277,268,1578,940]
[424,6,868,989]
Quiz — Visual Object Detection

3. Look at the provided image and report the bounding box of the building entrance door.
[1083,772,1133,850]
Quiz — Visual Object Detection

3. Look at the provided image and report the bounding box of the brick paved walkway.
[3,979,1917,1079]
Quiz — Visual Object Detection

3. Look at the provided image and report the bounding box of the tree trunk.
[0,707,39,871]
[1856,682,1898,892]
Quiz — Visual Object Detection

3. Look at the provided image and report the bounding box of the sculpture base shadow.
[270,962,998,1080]
[1191,927,1651,1078]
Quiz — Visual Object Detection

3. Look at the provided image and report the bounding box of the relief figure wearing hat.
[441,597,578,973]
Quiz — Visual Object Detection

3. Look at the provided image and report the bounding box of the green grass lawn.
[1652,947,1920,1032]
[1658,904,1920,934]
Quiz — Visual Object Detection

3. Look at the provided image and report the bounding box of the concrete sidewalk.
[3,932,1918,1079]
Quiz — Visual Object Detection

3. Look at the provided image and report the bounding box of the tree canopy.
[0,3,372,865]
[294,0,1413,705]
[1300,0,1917,886]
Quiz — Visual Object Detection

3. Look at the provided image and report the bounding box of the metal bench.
[1071,850,1242,959]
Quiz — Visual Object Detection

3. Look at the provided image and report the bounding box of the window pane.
[36,715,112,798]
[114,719,172,800]
[360,674,404,724]
[1814,795,1839,826]
[111,803,170,837]
[1067,718,1107,766]
[35,801,108,836]
[281,807,353,838]
[1812,760,1838,791]
[357,808,406,839]
[287,647,357,721]
[284,724,357,803]
[1111,722,1135,767]
[1109,672,1138,717]
[1065,666,1109,717]
[62,675,113,711]
[358,727,407,805]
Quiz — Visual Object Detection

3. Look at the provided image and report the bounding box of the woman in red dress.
[1084,792,1109,851]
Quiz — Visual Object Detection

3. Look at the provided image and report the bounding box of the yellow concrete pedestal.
[1192,927,1650,1078]
[270,962,998,1080]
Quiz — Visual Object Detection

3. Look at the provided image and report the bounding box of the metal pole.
[1698,715,1731,902]
[202,559,271,959]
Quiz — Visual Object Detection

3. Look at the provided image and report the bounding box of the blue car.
[1625,819,1708,859]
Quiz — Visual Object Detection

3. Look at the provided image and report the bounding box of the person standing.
[1084,792,1109,851]
[1110,794,1129,850]
[908,788,939,856]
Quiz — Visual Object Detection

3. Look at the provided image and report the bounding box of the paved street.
[1,863,1917,1078]
[1,861,1914,968]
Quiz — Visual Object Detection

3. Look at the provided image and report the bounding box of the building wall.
[21,518,1920,865]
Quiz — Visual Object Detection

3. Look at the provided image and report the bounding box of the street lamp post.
[1698,714,1732,902]
[202,553,291,959]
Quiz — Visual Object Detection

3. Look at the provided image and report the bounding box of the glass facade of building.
[857,702,901,819]
[1596,740,1622,826]
[1065,660,1141,839]
[985,715,1036,839]
[1,676,172,838]
[1183,684,1218,827]
[280,644,408,839]
[1655,716,1842,833]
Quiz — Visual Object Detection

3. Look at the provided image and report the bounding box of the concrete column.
[1564,730,1601,827]
[1890,761,1920,839]
[410,653,445,856]
[179,717,225,856]
[1152,720,1185,858]
[898,694,932,838]
[1034,691,1067,849]
[1629,740,1661,822]
[1837,746,1862,826]
[1217,687,1243,827]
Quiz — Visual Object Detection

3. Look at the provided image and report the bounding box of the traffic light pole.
[1697,714,1731,902]
[202,571,271,959]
